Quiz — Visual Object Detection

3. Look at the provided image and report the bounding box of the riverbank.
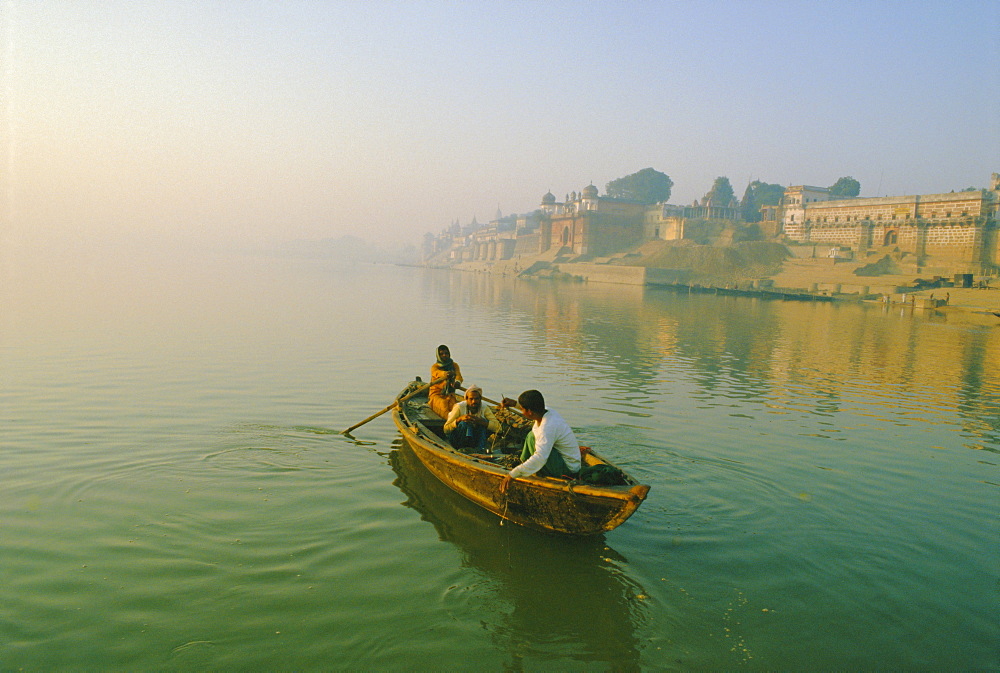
[769,257,1000,315]
[445,247,1000,318]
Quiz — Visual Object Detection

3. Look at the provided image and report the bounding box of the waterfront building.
[423,173,1000,274]
[643,203,686,242]
[685,195,743,222]
[780,174,1000,272]
[544,185,647,257]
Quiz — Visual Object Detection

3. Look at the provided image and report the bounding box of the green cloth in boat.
[577,463,628,486]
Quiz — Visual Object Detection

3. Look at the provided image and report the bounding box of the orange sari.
[428,361,462,418]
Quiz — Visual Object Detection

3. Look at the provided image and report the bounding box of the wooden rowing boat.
[391,379,650,536]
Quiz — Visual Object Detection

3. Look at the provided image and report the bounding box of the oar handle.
[341,392,419,435]
[342,377,449,435]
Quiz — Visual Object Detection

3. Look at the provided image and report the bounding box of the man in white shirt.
[499,389,581,493]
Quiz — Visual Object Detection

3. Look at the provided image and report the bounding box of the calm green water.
[2,252,997,670]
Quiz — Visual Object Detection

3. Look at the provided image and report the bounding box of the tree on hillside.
[740,180,786,222]
[605,168,673,204]
[423,232,438,254]
[828,176,861,197]
[704,176,735,205]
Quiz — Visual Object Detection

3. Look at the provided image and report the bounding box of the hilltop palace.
[424,174,1000,275]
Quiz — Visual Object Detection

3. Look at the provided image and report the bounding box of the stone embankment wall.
[552,263,691,286]
[923,221,983,261]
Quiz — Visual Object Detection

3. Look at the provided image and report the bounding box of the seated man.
[444,385,499,452]
[499,390,581,493]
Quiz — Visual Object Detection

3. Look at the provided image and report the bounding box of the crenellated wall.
[782,186,998,271]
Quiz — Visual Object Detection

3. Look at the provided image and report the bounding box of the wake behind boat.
[391,379,650,535]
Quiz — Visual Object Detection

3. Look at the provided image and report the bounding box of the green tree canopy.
[704,176,735,205]
[741,180,786,222]
[605,168,673,204]
[828,176,861,197]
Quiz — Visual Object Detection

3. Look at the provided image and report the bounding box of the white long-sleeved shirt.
[509,408,581,478]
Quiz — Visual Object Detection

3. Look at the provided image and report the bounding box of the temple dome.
[582,184,598,198]
[541,191,556,204]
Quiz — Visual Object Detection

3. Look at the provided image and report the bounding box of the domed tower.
[540,191,558,215]
[581,183,599,211]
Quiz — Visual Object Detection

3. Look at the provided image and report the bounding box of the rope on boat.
[499,493,510,526]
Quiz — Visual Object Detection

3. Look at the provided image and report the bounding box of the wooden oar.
[342,378,446,435]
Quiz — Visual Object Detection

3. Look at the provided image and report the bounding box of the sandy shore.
[768,258,1000,314]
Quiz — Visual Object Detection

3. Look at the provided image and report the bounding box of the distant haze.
[2,1,998,261]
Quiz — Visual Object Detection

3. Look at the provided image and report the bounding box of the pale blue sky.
[3,0,998,251]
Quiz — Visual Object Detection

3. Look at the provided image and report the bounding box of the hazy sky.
[3,1,998,253]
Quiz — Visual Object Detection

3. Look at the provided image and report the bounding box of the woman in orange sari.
[429,344,463,418]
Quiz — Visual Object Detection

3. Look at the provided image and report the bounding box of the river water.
[1,251,997,670]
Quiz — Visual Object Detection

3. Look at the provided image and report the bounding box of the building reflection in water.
[418,269,1000,453]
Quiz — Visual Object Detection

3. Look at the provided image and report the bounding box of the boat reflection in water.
[389,440,649,669]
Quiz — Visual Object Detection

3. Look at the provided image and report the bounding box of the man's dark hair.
[518,389,545,414]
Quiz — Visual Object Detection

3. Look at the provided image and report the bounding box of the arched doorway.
[883,230,898,246]
[562,226,571,246]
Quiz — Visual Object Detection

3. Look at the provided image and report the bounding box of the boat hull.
[391,383,650,536]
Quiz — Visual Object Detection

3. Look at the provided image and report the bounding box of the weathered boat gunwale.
[391,382,650,535]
